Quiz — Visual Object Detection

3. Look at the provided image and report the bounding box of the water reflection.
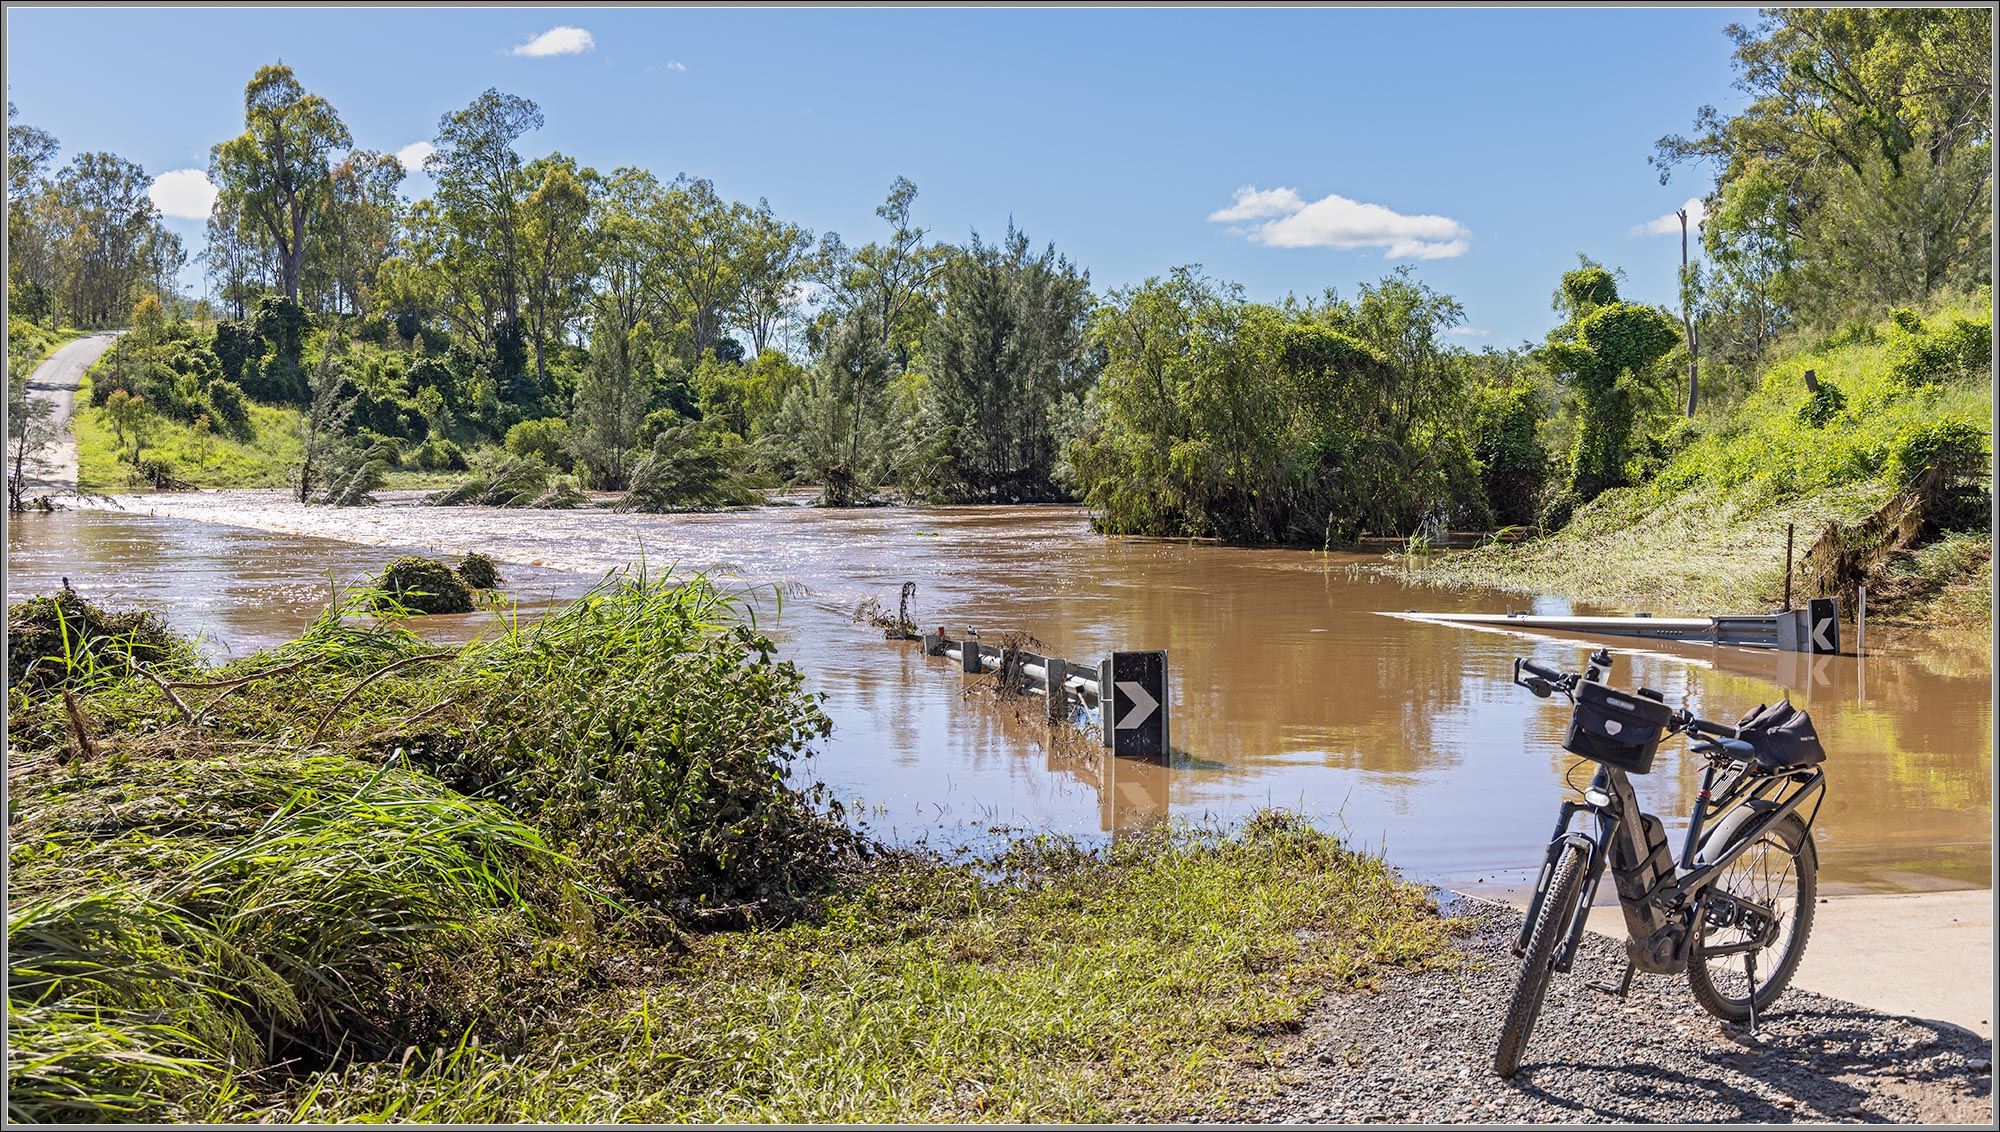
[6,496,1990,895]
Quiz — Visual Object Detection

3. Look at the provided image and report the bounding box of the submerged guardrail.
[920,631,1169,758]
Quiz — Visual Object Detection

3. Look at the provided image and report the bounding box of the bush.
[374,557,474,615]
[1888,420,1988,494]
[504,418,571,470]
[1795,381,1847,428]
[411,437,468,472]
[456,554,502,591]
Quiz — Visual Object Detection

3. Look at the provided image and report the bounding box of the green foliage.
[1468,381,1550,527]
[1537,269,1682,502]
[1657,9,1991,345]
[1069,267,1497,545]
[1795,381,1847,428]
[374,556,474,614]
[914,224,1097,503]
[1887,419,1988,494]
[615,423,761,512]
[503,417,571,469]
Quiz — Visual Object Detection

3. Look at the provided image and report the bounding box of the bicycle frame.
[1517,758,1826,974]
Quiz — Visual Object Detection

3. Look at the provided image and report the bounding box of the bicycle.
[1494,647,1828,1079]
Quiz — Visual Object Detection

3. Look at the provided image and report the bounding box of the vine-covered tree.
[1537,266,1681,510]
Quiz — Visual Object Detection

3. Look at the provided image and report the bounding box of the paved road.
[15,331,119,494]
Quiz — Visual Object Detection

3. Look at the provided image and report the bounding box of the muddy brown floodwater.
[6,492,1991,896]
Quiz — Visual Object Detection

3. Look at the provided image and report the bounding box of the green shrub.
[503,418,571,470]
[1795,381,1847,428]
[374,557,474,614]
[412,437,468,472]
[457,553,502,591]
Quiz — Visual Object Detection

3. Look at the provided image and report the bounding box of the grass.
[254,817,1454,1124]
[1408,291,1993,625]
[73,373,304,491]
[6,575,1457,1123]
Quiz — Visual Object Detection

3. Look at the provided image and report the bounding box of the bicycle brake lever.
[1526,677,1552,698]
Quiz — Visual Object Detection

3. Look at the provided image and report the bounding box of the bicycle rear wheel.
[1494,842,1586,1078]
[1687,812,1817,1023]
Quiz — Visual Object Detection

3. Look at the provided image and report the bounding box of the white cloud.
[1633,196,1706,237]
[148,169,217,220]
[1207,186,1306,223]
[1209,185,1470,260]
[509,26,594,57]
[1447,327,1491,337]
[664,60,686,72]
[395,141,436,173]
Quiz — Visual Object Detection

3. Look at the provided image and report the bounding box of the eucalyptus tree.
[211,64,352,302]
[644,175,749,364]
[304,149,405,317]
[520,154,598,397]
[47,153,183,325]
[425,89,543,329]
[200,193,274,319]
[6,103,61,322]
[1654,8,1992,334]
[733,201,814,355]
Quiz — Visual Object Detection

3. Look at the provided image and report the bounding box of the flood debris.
[6,583,196,691]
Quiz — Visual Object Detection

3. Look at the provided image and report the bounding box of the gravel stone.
[1222,893,1994,1124]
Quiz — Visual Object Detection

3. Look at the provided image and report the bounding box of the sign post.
[1101,650,1168,759]
[1806,597,1839,655]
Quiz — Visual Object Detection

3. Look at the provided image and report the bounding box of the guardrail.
[921,631,1169,758]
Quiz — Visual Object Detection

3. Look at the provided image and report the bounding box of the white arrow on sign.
[1810,616,1836,652]
[1115,680,1158,731]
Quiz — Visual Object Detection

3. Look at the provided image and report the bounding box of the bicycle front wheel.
[1494,841,1587,1078]
[1687,812,1817,1023]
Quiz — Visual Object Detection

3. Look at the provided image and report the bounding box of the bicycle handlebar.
[1511,653,1742,741]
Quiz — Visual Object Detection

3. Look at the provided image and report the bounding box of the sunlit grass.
[72,374,303,492]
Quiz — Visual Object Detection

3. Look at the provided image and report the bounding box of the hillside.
[1408,291,1993,629]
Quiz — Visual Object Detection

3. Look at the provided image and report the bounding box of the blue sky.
[5,6,1751,347]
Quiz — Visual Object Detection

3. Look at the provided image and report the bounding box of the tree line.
[7,8,1987,537]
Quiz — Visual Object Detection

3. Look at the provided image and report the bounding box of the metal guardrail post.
[1045,657,1069,723]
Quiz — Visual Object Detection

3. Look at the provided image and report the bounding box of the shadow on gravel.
[1245,899,1994,1124]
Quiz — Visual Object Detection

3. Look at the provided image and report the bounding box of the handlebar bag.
[1734,700,1826,768]
[1563,681,1675,774]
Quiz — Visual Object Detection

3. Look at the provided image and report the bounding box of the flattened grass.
[263,816,1457,1124]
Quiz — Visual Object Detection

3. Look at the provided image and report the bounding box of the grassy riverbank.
[1404,292,1993,629]
[72,373,304,492]
[5,574,1455,1123]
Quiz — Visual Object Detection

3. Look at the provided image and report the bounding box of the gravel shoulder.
[1227,894,1993,1124]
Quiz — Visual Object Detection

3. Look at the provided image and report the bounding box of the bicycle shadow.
[1507,1003,1992,1122]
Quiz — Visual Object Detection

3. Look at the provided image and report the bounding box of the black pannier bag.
[1734,699,1827,767]
[1562,681,1676,774]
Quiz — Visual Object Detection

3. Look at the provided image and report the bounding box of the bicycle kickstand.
[1590,959,1635,999]
[1744,951,1759,1038]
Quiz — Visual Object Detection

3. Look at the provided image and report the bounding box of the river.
[6,491,1990,897]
